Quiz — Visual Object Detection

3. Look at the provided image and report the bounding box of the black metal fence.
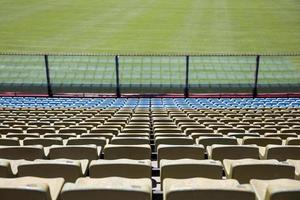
[0,53,300,97]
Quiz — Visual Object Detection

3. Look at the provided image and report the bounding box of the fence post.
[253,55,260,98]
[115,55,121,97]
[184,55,190,98]
[44,55,53,97]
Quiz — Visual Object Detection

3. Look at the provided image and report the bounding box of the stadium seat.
[0,159,13,177]
[89,159,151,178]
[27,128,55,134]
[61,177,152,200]
[157,144,205,167]
[264,133,298,140]
[196,137,238,148]
[44,133,77,139]
[163,178,255,200]
[104,144,151,160]
[111,137,150,145]
[48,145,100,161]
[155,137,194,149]
[66,138,106,148]
[286,138,300,145]
[207,145,260,161]
[6,133,39,140]
[0,138,20,146]
[17,159,88,182]
[0,177,64,200]
[81,133,114,141]
[261,145,300,160]
[286,159,300,179]
[250,179,300,200]
[160,159,223,189]
[223,159,295,183]
[23,138,63,147]
[242,137,282,147]
[190,133,223,141]
[0,146,45,160]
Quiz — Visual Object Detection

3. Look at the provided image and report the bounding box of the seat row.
[1,157,300,185]
[1,176,300,200]
[1,144,300,162]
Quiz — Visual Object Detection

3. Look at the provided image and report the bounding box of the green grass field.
[0,0,300,94]
[0,0,300,54]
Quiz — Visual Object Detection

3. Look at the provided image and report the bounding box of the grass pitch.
[0,0,300,54]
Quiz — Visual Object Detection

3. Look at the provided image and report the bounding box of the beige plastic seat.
[154,128,182,134]
[13,125,38,130]
[208,125,233,131]
[0,128,23,135]
[163,177,255,200]
[217,128,245,135]
[287,159,300,179]
[227,132,260,139]
[59,128,87,135]
[2,121,26,126]
[160,159,223,190]
[27,128,56,135]
[0,176,64,200]
[17,159,88,182]
[157,145,205,167]
[0,146,45,160]
[0,138,20,146]
[61,177,152,200]
[41,123,64,129]
[180,124,205,132]
[54,122,76,127]
[23,138,63,147]
[264,133,297,140]
[249,128,277,135]
[196,137,237,148]
[250,179,300,200]
[223,159,295,184]
[104,144,151,160]
[66,138,106,148]
[155,137,194,150]
[81,133,114,141]
[44,133,77,139]
[28,121,51,127]
[0,159,13,177]
[184,128,214,135]
[261,145,300,161]
[90,128,119,135]
[69,125,95,131]
[48,145,100,161]
[190,133,223,141]
[6,133,40,140]
[207,145,260,161]
[265,125,289,131]
[111,137,149,145]
[242,137,282,147]
[281,128,300,134]
[122,128,150,134]
[154,133,186,138]
[286,138,300,145]
[89,159,151,178]
[118,133,150,137]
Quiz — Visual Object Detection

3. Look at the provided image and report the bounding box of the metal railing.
[0,53,299,97]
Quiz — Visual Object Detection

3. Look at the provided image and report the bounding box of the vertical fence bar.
[184,55,190,98]
[44,55,53,97]
[253,55,260,98]
[115,55,121,97]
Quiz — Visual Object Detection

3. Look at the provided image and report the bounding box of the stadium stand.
[0,97,299,199]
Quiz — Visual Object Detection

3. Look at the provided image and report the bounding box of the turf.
[0,0,300,54]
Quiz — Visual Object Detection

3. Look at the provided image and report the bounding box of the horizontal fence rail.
[0,53,299,98]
